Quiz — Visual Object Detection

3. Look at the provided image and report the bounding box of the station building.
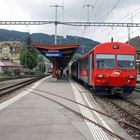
[127,36,140,73]
[0,41,22,73]
[0,41,21,63]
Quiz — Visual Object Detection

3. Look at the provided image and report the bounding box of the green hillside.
[0,29,100,60]
[0,29,99,46]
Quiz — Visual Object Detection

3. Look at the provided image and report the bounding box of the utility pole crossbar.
[0,21,54,25]
[60,22,140,27]
[0,21,139,27]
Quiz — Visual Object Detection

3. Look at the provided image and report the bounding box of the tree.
[20,44,38,69]
[71,53,82,62]
[38,62,46,73]
[26,34,32,46]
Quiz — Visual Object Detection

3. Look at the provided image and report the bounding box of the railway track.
[72,78,140,139]
[26,88,125,140]
[1,76,138,139]
[0,76,46,96]
[135,85,140,92]
[0,75,125,139]
[105,98,140,124]
[94,96,140,140]
[0,76,36,81]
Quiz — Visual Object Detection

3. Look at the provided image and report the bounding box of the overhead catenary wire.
[81,0,102,39]
[1,0,140,43]
[87,0,105,39]
[88,0,100,20]
[102,0,122,22]
[93,7,140,41]
[92,0,140,42]
[92,0,105,20]
[79,0,87,21]
[107,0,122,15]
[86,0,123,42]
[102,10,139,41]
[59,0,65,41]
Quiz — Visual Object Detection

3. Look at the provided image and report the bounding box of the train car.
[71,42,136,96]
[71,61,78,78]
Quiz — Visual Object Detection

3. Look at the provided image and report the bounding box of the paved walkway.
[137,75,140,82]
[0,76,134,140]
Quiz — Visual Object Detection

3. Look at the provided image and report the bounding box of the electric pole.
[50,4,63,44]
[128,14,133,44]
[128,26,131,44]
[83,4,93,22]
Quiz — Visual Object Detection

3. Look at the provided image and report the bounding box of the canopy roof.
[32,43,79,68]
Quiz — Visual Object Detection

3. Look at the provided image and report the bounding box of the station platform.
[137,75,140,82]
[0,76,134,140]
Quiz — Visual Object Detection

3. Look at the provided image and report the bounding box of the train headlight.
[129,75,135,79]
[97,74,103,78]
[112,45,119,49]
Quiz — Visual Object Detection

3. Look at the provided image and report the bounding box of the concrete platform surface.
[137,75,140,82]
[0,76,134,140]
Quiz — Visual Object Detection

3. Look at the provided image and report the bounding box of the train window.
[96,54,115,69]
[81,57,88,70]
[117,55,135,69]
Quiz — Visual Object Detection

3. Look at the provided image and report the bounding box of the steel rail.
[30,91,125,140]
[28,88,110,118]
[93,96,140,139]
[125,99,140,108]
[0,76,45,95]
[71,78,140,138]
[119,120,140,132]
[105,98,140,123]
[0,76,36,81]
[135,87,140,92]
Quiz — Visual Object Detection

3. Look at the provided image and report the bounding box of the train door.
[88,54,92,85]
[78,61,80,79]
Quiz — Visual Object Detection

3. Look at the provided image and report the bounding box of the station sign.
[45,51,62,57]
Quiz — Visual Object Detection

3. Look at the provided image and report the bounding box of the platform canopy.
[32,43,79,78]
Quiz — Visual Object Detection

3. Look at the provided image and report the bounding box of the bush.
[13,69,20,77]
[34,68,42,75]
[0,72,3,76]
[3,71,13,77]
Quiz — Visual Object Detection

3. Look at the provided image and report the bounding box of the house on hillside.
[0,61,22,73]
[127,36,140,73]
[127,36,140,58]
[0,41,22,64]
[0,41,23,73]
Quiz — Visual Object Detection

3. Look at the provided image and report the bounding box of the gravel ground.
[94,91,140,140]
[127,91,140,105]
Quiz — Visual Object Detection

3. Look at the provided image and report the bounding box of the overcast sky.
[0,0,140,43]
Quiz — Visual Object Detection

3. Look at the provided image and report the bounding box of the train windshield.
[117,55,135,69]
[96,54,115,69]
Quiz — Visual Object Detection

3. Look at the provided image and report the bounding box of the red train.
[71,42,136,96]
